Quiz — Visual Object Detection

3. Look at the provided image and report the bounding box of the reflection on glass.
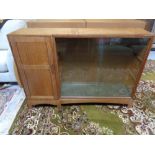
[56,38,149,97]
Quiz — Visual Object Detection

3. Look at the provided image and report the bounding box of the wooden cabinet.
[8,28,155,108]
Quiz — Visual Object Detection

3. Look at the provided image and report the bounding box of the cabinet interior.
[55,38,149,97]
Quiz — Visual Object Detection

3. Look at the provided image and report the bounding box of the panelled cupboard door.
[8,36,58,99]
[24,68,54,97]
[12,36,53,65]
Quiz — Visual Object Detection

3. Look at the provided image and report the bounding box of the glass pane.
[56,38,149,97]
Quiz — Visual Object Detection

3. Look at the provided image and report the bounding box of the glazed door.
[9,36,58,100]
[56,38,149,98]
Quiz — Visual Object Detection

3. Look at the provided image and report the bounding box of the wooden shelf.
[27,19,147,29]
[27,19,86,28]
[85,19,147,29]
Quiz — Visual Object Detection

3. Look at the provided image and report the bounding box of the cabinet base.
[26,97,133,108]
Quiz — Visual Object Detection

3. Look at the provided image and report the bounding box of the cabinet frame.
[8,28,155,108]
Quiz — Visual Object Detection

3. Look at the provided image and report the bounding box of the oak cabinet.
[8,28,155,107]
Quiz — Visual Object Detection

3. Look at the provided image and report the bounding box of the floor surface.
[0,85,25,134]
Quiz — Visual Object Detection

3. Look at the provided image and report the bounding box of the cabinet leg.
[127,100,133,109]
[28,104,32,109]
[27,100,32,109]
[57,103,62,112]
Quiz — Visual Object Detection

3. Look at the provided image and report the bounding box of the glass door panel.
[56,38,149,97]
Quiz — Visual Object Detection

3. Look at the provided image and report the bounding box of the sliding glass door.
[56,38,148,97]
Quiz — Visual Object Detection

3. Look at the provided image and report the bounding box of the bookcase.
[8,28,154,107]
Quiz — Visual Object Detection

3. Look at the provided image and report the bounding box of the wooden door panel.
[8,36,59,101]
[16,40,49,65]
[24,68,53,97]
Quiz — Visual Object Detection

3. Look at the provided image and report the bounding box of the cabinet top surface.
[9,28,155,37]
[27,19,146,24]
